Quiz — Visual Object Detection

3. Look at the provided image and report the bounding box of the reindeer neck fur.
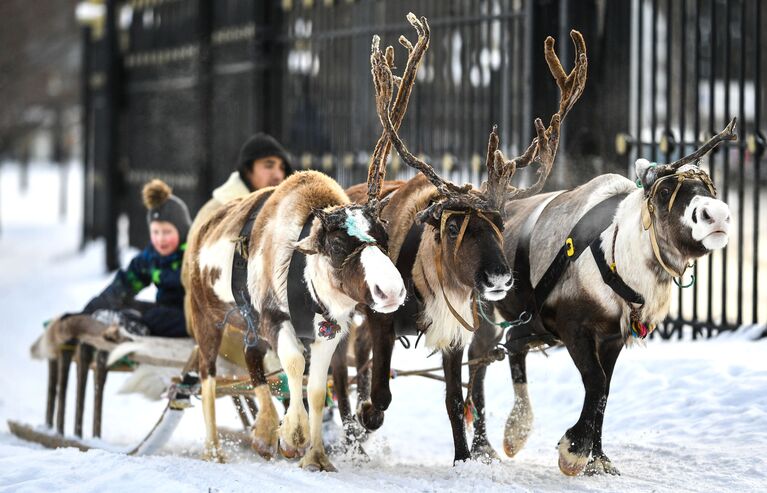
[304,250,357,328]
[412,226,474,351]
[598,189,676,340]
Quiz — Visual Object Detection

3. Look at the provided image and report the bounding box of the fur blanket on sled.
[29,314,252,400]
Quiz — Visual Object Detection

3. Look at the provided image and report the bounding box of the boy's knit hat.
[237,133,293,176]
[142,179,192,243]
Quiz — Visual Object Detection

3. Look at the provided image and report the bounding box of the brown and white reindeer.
[466,119,736,476]
[186,119,407,470]
[344,29,588,464]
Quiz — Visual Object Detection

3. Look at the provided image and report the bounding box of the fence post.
[197,0,213,205]
[80,24,92,250]
[104,0,119,271]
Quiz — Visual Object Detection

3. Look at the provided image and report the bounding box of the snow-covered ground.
[0,162,765,492]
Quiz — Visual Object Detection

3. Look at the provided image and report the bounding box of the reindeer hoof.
[278,438,304,459]
[557,432,590,476]
[503,404,533,458]
[343,417,369,442]
[357,401,385,431]
[280,411,310,453]
[584,454,620,476]
[299,448,338,472]
[471,442,501,464]
[202,446,226,463]
[251,430,278,460]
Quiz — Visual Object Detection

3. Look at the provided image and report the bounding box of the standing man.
[182,133,292,337]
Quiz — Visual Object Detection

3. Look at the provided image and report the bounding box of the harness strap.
[230,191,274,347]
[532,194,629,304]
[287,215,324,341]
[589,239,645,306]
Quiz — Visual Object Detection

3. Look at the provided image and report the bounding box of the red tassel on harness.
[463,400,478,429]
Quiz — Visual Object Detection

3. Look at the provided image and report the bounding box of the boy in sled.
[82,178,192,338]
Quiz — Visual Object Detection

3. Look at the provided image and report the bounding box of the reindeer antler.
[486,30,588,205]
[366,13,430,207]
[667,117,737,170]
[371,27,472,200]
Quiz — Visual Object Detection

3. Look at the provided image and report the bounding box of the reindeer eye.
[447,222,460,239]
[659,187,671,200]
[330,239,345,256]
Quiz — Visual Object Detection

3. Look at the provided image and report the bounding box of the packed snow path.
[1,163,765,492]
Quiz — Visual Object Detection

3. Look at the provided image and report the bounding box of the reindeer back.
[504,174,636,286]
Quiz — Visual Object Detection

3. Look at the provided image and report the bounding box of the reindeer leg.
[503,349,533,457]
[56,342,75,435]
[354,323,372,406]
[45,358,58,428]
[331,337,352,424]
[443,346,470,463]
[276,323,309,458]
[557,326,605,476]
[196,312,225,463]
[299,333,341,472]
[244,342,279,460]
[358,316,394,431]
[468,323,501,462]
[74,343,94,438]
[348,324,372,444]
[585,336,622,476]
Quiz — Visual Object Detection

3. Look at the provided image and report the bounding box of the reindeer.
[342,29,588,464]
[186,132,407,471]
[465,119,736,476]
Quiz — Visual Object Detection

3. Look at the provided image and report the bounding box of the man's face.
[150,221,180,256]
[245,156,286,190]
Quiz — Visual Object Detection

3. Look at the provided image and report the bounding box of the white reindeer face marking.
[682,195,730,250]
[360,245,406,313]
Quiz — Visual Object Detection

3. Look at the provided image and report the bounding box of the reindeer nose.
[701,204,730,226]
[700,207,714,224]
[482,269,513,290]
[373,283,406,304]
[374,285,386,299]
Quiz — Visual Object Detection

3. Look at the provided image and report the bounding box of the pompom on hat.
[142,179,192,243]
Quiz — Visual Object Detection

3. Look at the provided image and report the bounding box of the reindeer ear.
[312,208,330,227]
[635,158,659,190]
[294,235,318,256]
[416,205,440,229]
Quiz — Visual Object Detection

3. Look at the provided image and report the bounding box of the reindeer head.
[636,119,735,276]
[295,203,405,313]
[371,25,588,302]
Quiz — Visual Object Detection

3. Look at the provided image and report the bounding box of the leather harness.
[503,192,639,353]
[229,191,274,347]
[286,214,330,341]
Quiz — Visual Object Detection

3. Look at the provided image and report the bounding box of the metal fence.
[81,0,765,335]
[625,0,766,336]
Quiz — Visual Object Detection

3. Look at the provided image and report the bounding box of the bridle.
[640,167,717,279]
[338,240,388,270]
[433,208,504,333]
